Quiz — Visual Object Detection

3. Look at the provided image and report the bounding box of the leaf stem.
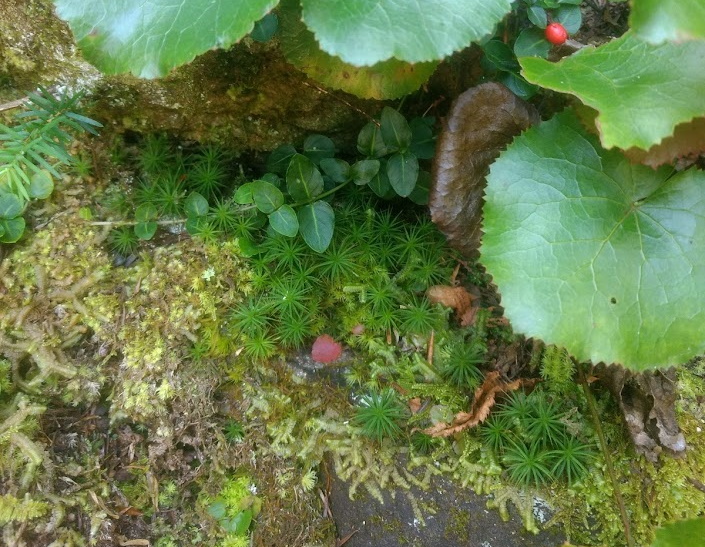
[290,180,350,208]
[578,364,634,547]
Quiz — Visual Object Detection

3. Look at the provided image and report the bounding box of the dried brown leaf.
[426,285,477,326]
[624,117,705,168]
[424,371,533,437]
[430,83,539,258]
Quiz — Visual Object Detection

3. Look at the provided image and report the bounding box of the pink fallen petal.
[311,334,343,363]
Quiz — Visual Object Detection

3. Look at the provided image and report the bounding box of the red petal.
[311,334,343,363]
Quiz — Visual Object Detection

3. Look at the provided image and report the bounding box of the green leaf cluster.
[205,476,261,540]
[235,109,434,252]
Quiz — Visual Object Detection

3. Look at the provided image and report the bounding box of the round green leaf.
[134,221,157,240]
[320,158,351,184]
[250,12,278,42]
[0,193,23,219]
[228,509,253,535]
[54,0,279,78]
[303,134,335,166]
[251,180,284,214]
[527,6,547,28]
[207,501,227,520]
[481,111,705,370]
[185,191,209,217]
[298,200,334,252]
[286,154,324,202]
[234,183,255,205]
[0,217,25,243]
[554,4,582,34]
[300,0,513,66]
[135,203,158,222]
[386,152,419,197]
[28,170,54,200]
[514,28,551,59]
[351,159,380,186]
[499,71,538,101]
[268,204,299,237]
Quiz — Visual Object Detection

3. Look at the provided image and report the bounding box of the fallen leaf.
[424,371,536,437]
[430,82,539,258]
[409,397,422,414]
[426,285,477,326]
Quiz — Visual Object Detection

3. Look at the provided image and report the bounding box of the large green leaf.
[300,0,513,66]
[268,204,298,237]
[651,518,705,547]
[279,0,437,99]
[298,200,334,252]
[53,0,278,78]
[521,33,705,150]
[0,217,25,243]
[481,111,705,370]
[631,0,705,43]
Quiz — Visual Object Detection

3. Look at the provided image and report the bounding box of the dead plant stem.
[579,364,634,547]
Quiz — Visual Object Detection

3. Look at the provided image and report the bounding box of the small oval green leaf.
[368,165,392,197]
[266,144,297,175]
[357,122,388,158]
[303,134,336,165]
[234,183,255,205]
[268,204,299,237]
[135,203,158,222]
[286,154,324,202]
[320,158,351,183]
[555,5,582,34]
[351,159,380,186]
[252,180,284,214]
[387,152,419,197]
[134,221,157,240]
[298,200,334,252]
[185,191,209,217]
[0,193,23,218]
[527,6,547,28]
[514,28,551,59]
[28,170,54,199]
[380,107,412,151]
[0,217,25,243]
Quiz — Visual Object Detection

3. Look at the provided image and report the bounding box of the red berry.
[545,22,568,45]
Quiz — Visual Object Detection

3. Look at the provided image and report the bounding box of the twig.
[579,364,634,547]
[302,81,377,125]
[0,97,28,112]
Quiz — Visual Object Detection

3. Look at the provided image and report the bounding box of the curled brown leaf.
[424,371,537,437]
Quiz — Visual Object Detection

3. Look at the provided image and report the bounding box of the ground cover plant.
[1,0,705,546]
